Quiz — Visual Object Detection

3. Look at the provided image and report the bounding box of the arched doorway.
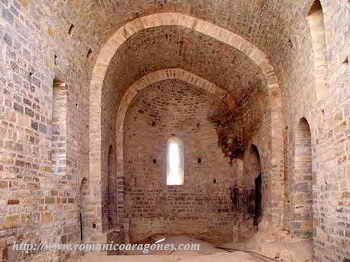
[294,118,313,239]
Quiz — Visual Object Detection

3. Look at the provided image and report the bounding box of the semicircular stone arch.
[115,68,229,183]
[90,12,280,177]
[89,12,283,239]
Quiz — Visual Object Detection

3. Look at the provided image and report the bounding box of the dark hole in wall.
[197,158,202,164]
[213,179,217,184]
[92,223,96,229]
[152,121,156,127]
[80,212,83,241]
[254,174,262,226]
[61,235,67,244]
[153,159,157,164]
[68,24,74,35]
[87,48,93,59]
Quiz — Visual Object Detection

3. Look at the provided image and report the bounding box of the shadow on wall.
[231,145,263,242]
[80,177,88,242]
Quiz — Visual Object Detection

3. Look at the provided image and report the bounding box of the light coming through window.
[167,137,184,185]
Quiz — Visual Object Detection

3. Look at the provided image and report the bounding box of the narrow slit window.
[167,137,184,185]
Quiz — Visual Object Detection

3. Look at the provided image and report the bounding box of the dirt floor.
[79,220,313,262]
[80,252,260,262]
[79,234,312,262]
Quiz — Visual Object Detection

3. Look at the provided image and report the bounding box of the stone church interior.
[0,0,349,261]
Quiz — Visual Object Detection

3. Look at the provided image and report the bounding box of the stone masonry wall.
[275,1,350,261]
[123,79,237,244]
[0,1,91,261]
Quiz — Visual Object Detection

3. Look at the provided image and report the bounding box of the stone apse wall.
[123,79,236,244]
[121,77,272,245]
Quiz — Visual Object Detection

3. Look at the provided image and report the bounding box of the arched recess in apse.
[294,118,313,239]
